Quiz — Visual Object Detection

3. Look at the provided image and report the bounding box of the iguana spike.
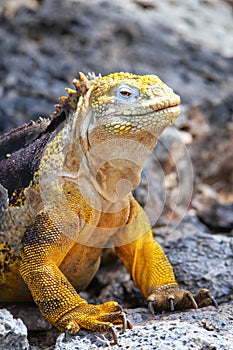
[65,87,77,96]
[54,104,62,111]
[52,104,62,116]
[58,96,68,102]
[73,74,90,95]
[87,72,101,80]
[72,78,81,90]
[79,72,88,82]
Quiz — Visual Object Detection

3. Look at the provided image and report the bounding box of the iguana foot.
[57,301,132,345]
[147,285,218,314]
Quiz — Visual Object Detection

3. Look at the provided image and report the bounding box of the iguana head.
[90,72,180,137]
[59,72,180,146]
[58,72,180,202]
[66,72,180,145]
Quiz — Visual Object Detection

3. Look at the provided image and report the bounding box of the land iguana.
[0,72,217,344]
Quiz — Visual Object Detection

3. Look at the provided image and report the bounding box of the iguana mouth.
[154,104,180,123]
[134,105,180,124]
[141,103,180,116]
[154,103,180,112]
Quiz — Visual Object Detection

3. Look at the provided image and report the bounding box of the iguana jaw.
[101,102,180,136]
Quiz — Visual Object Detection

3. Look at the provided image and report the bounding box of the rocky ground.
[0,0,232,349]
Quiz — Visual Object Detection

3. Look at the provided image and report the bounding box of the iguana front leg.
[114,197,217,312]
[20,211,130,343]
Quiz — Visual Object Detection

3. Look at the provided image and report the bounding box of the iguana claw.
[147,285,218,313]
[64,328,71,341]
[104,312,132,345]
[209,292,218,308]
[117,304,132,333]
[109,326,118,345]
[108,309,132,344]
[187,291,198,309]
[194,289,218,309]
[148,300,155,315]
[169,296,175,311]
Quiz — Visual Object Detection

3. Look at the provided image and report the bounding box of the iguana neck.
[68,134,157,208]
[89,158,141,203]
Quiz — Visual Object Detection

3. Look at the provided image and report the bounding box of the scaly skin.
[0,72,217,343]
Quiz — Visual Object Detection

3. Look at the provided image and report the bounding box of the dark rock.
[196,202,233,233]
[164,221,233,304]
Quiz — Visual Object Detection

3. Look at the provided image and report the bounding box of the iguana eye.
[117,84,139,100]
[119,89,132,97]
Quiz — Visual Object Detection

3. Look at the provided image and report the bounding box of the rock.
[54,303,233,349]
[195,201,233,233]
[135,127,195,225]
[0,0,233,131]
[0,302,233,350]
[1,303,233,349]
[1,304,51,332]
[164,218,233,304]
[0,308,29,350]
